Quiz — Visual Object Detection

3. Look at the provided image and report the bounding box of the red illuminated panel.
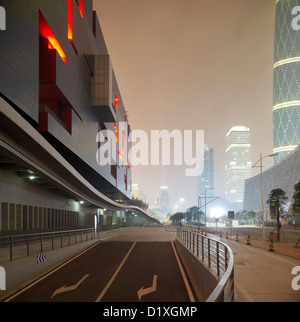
[68,0,78,56]
[78,0,83,18]
[39,11,67,64]
[114,93,119,110]
[114,123,118,142]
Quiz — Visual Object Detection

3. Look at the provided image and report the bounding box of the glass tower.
[196,144,214,207]
[273,0,300,163]
[225,126,252,211]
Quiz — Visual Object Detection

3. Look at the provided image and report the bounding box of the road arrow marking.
[51,274,89,299]
[137,275,158,301]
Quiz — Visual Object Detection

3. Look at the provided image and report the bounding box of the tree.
[292,181,300,215]
[266,188,288,241]
[170,212,185,225]
[267,188,288,218]
[247,211,256,223]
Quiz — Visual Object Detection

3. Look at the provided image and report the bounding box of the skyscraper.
[273,0,300,163]
[196,144,214,206]
[159,186,170,209]
[225,126,251,211]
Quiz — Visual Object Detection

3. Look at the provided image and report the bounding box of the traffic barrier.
[268,240,275,252]
[246,235,251,245]
[235,234,239,242]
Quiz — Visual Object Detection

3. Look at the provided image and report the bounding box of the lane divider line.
[171,241,195,302]
[95,241,136,302]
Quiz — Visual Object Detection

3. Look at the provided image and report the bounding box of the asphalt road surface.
[5,240,195,302]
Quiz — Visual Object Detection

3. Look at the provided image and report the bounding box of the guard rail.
[0,228,96,262]
[176,227,234,302]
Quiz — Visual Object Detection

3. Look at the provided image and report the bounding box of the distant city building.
[273,0,300,163]
[225,126,252,211]
[196,144,214,210]
[159,186,170,209]
[132,184,146,203]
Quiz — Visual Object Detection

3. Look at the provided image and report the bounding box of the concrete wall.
[174,239,218,301]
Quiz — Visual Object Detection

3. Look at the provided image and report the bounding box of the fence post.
[225,247,228,271]
[27,235,29,257]
[193,232,195,254]
[10,236,13,261]
[197,233,199,257]
[217,242,220,276]
[41,234,43,253]
[202,235,204,261]
[208,238,211,267]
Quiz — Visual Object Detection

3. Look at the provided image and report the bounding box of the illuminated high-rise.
[225,126,252,211]
[273,0,300,163]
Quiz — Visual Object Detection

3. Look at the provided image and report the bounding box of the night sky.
[94,0,276,210]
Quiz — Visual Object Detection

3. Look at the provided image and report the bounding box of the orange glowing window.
[114,123,118,142]
[39,11,67,64]
[68,0,78,56]
[114,93,119,110]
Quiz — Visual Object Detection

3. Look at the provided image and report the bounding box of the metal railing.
[0,228,96,262]
[177,227,234,302]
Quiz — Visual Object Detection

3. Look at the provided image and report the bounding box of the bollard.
[220,231,223,238]
[226,232,229,239]
[268,240,275,252]
[247,235,251,245]
[235,234,239,242]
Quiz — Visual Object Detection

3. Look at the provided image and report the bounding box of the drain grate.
[235,262,246,266]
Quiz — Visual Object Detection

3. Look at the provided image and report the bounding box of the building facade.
[225,126,252,211]
[273,0,300,163]
[244,144,300,223]
[0,0,160,233]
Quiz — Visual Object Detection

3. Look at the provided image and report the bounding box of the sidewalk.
[218,233,300,260]
[206,231,300,302]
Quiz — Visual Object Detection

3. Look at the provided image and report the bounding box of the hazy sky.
[94,0,276,210]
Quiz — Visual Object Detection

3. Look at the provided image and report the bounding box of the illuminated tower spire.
[273,0,300,163]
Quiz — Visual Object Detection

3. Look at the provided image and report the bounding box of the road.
[4,239,196,302]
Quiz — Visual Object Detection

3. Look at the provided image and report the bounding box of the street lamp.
[252,153,278,240]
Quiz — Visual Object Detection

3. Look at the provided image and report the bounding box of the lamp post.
[204,187,214,227]
[252,153,278,240]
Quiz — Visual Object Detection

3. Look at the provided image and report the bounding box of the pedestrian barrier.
[176,227,234,302]
[0,228,96,262]
[268,240,274,252]
[246,235,251,245]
